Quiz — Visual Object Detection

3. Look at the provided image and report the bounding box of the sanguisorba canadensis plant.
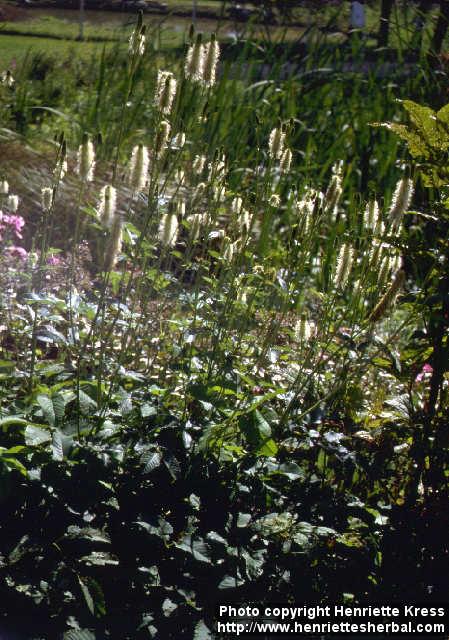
[1,16,449,638]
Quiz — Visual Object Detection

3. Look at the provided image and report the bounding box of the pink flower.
[47,254,62,266]
[1,214,25,239]
[415,363,433,383]
[5,246,28,260]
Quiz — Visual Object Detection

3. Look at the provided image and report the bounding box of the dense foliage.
[0,13,448,639]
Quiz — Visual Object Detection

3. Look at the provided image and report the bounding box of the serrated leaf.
[206,531,227,546]
[78,390,97,415]
[175,536,212,563]
[218,574,244,589]
[237,513,251,528]
[381,122,430,158]
[66,526,110,545]
[52,430,64,461]
[63,629,96,640]
[119,393,132,416]
[162,597,178,617]
[78,577,94,615]
[194,620,212,640]
[163,454,181,480]
[256,438,278,457]
[80,551,119,566]
[141,403,156,418]
[25,424,52,446]
[36,326,68,345]
[239,410,277,457]
[52,393,66,420]
[141,451,162,474]
[192,539,212,563]
[37,394,55,426]
[78,577,106,617]
[266,461,304,480]
[436,103,449,125]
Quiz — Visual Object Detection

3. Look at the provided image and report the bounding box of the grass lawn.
[0,10,307,66]
[0,2,447,70]
[0,33,119,67]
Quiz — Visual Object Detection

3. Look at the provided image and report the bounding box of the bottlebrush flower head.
[129,23,146,57]
[324,162,343,219]
[53,157,67,183]
[188,212,209,241]
[172,131,186,149]
[185,33,204,83]
[238,209,252,235]
[388,176,414,229]
[369,269,406,323]
[268,126,285,160]
[222,236,236,262]
[104,213,123,272]
[129,144,149,192]
[7,194,19,213]
[155,70,177,115]
[159,212,179,247]
[231,197,243,215]
[98,184,117,228]
[155,120,171,157]
[192,154,206,175]
[294,314,314,343]
[280,148,292,173]
[77,134,95,182]
[334,243,354,289]
[364,199,380,231]
[202,34,220,87]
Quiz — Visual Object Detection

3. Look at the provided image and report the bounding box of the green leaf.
[194,620,212,640]
[0,416,28,431]
[78,577,94,615]
[52,430,64,461]
[36,326,68,345]
[25,424,52,446]
[265,461,304,480]
[52,393,66,420]
[63,629,96,640]
[163,454,181,480]
[66,526,110,545]
[162,597,178,617]
[436,103,449,125]
[0,359,15,369]
[237,513,252,528]
[175,536,212,564]
[382,122,430,158]
[80,551,119,566]
[78,389,97,415]
[78,577,106,617]
[141,403,157,418]
[239,410,277,457]
[141,451,162,474]
[218,574,244,589]
[256,438,278,457]
[0,450,27,476]
[37,394,56,427]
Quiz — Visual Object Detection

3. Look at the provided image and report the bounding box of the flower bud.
[41,187,53,212]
